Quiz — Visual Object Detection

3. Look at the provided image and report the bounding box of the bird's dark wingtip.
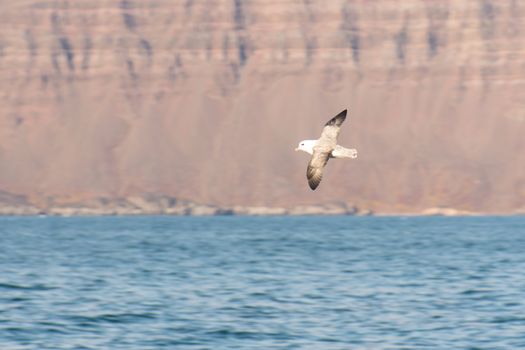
[325,109,348,126]
[308,179,320,190]
[336,109,347,120]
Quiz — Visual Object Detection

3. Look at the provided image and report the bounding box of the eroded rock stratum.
[0,1,524,214]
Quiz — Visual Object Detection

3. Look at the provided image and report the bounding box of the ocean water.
[0,216,524,350]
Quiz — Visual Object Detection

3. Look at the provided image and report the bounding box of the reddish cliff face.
[0,0,524,213]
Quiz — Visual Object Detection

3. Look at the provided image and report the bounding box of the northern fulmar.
[295,109,357,190]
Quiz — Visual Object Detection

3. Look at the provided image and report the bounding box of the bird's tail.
[331,146,358,159]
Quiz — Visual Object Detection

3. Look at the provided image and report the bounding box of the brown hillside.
[0,1,524,213]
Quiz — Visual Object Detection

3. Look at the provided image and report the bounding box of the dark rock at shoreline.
[0,192,368,216]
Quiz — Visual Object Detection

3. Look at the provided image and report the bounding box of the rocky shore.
[0,192,370,217]
[2,192,521,217]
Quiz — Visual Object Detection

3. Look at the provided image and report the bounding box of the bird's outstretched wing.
[318,109,347,144]
[303,109,348,190]
[306,150,330,190]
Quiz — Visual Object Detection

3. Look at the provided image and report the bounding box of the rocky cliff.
[0,0,524,213]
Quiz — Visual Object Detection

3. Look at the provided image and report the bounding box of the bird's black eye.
[301,143,304,146]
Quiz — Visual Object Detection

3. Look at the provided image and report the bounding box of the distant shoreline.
[0,205,522,217]
[0,203,370,217]
[1,193,523,217]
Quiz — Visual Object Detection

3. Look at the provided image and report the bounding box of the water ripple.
[0,282,55,291]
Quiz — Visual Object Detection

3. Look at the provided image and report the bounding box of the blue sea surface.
[0,216,524,349]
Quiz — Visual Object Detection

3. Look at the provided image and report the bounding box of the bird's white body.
[296,140,357,159]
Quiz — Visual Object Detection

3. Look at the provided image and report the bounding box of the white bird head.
[295,140,316,155]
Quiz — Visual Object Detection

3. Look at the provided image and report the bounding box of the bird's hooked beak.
[294,147,299,151]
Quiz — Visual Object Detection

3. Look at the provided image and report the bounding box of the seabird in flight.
[295,109,357,190]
